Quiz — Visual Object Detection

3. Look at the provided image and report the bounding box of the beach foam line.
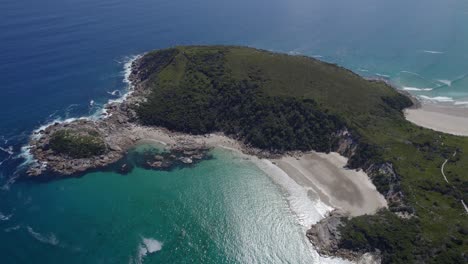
[454,101,468,106]
[254,158,332,227]
[403,86,433,91]
[419,95,454,103]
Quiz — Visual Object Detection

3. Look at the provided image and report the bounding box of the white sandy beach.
[131,125,387,219]
[273,153,387,216]
[405,103,468,136]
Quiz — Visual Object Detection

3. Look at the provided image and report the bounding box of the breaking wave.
[0,211,13,221]
[437,79,452,86]
[27,226,60,246]
[254,159,332,227]
[402,87,433,91]
[421,50,445,54]
[0,146,14,155]
[419,95,454,102]
[4,225,21,232]
[15,55,141,169]
[376,73,390,78]
[130,237,163,264]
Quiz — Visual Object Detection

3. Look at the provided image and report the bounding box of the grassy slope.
[138,46,467,263]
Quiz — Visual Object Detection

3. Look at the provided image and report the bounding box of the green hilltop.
[133,46,467,263]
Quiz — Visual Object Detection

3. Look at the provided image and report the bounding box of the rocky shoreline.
[26,56,273,177]
[26,57,215,176]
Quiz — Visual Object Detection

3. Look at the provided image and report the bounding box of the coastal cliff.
[26,46,467,263]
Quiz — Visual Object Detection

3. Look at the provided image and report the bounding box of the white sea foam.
[419,95,455,102]
[255,159,332,227]
[358,68,369,72]
[0,156,11,166]
[107,90,122,96]
[0,211,12,221]
[27,226,60,246]
[402,87,433,91]
[0,172,20,191]
[287,50,301,55]
[454,101,468,106]
[421,50,445,54]
[33,55,140,135]
[312,54,323,58]
[4,225,20,232]
[400,70,421,76]
[0,146,14,155]
[131,237,163,264]
[437,79,452,86]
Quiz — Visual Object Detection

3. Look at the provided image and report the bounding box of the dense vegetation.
[137,48,343,152]
[134,46,467,263]
[49,130,106,158]
[339,210,423,263]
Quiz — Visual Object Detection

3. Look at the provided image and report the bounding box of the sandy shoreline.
[131,126,387,218]
[405,102,468,136]
[273,153,387,216]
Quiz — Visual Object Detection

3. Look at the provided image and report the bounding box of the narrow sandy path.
[440,151,468,214]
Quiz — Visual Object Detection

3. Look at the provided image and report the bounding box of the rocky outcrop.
[335,128,358,158]
[334,128,412,214]
[144,142,210,170]
[307,210,381,263]
[365,163,413,215]
[306,128,413,263]
[307,211,350,258]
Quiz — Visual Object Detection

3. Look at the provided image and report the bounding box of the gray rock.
[180,157,193,164]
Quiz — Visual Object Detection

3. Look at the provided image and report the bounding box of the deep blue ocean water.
[1,0,468,263]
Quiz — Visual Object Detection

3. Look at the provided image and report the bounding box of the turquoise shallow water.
[0,147,337,263]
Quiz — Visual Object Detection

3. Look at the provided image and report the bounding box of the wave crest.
[27,226,60,246]
[130,237,163,264]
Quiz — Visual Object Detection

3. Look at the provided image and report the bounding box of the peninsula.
[27,46,467,263]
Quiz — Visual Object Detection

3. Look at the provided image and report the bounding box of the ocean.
[1,0,467,263]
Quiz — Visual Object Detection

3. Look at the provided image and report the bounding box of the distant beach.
[405,102,468,136]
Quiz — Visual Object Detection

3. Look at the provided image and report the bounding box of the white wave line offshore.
[400,70,421,76]
[419,95,454,103]
[27,226,60,246]
[420,50,445,54]
[402,87,433,91]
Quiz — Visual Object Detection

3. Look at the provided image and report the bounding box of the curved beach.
[405,102,468,136]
